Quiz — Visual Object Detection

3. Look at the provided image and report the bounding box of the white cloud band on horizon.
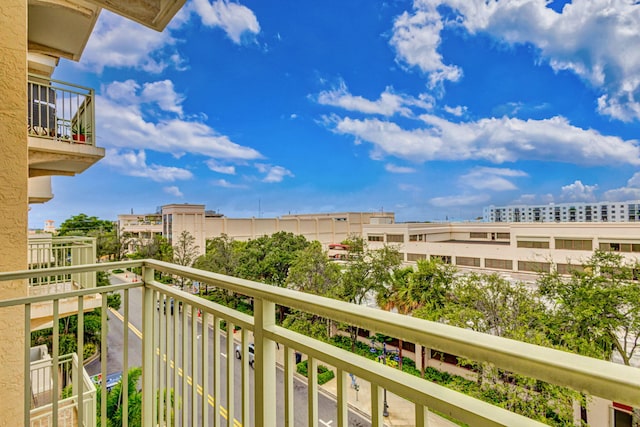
[103,149,193,182]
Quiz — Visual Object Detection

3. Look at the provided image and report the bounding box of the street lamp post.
[370,338,390,417]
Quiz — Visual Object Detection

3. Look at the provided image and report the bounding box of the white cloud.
[385,164,416,174]
[103,149,193,182]
[255,164,294,183]
[316,82,433,117]
[192,0,260,44]
[164,186,184,197]
[206,160,236,174]
[81,11,182,73]
[399,0,640,121]
[213,179,247,188]
[443,105,467,117]
[559,180,598,202]
[603,173,640,201]
[328,114,640,166]
[429,193,490,207]
[99,80,263,160]
[511,193,555,205]
[460,167,528,191]
[390,5,463,89]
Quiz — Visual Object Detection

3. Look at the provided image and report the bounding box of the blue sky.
[29,0,640,228]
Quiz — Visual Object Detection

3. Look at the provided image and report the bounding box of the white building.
[483,201,640,223]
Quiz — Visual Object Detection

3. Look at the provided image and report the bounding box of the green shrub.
[296,360,335,385]
[111,269,124,274]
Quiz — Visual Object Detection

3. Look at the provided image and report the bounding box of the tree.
[194,234,239,276]
[538,250,640,365]
[172,230,199,289]
[285,241,341,295]
[331,236,401,350]
[57,213,113,236]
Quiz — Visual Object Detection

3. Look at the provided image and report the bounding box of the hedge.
[296,360,335,385]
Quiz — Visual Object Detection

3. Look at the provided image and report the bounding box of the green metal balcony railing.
[27,74,95,146]
[0,260,638,426]
[28,236,97,293]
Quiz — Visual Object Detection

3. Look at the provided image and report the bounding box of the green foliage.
[97,367,143,427]
[57,213,113,237]
[285,241,341,295]
[282,310,329,341]
[194,234,239,276]
[296,360,335,385]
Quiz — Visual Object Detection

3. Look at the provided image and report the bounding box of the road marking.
[221,352,227,358]
[109,308,143,339]
[320,419,333,426]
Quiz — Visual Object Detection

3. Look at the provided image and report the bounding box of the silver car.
[234,343,254,367]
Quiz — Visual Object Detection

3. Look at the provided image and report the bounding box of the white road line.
[320,419,333,426]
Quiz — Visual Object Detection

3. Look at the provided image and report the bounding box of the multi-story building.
[120,204,395,257]
[0,0,187,423]
[484,201,640,223]
[363,221,640,280]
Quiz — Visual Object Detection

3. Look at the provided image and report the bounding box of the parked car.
[156,297,181,314]
[235,343,255,367]
[91,371,122,392]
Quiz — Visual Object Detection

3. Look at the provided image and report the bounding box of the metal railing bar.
[159,295,166,427]
[201,311,209,427]
[181,303,188,427]
[307,356,318,427]
[415,404,428,427]
[284,346,294,427]
[152,290,158,427]
[226,320,235,427]
[141,267,154,426]
[28,73,94,94]
[213,315,221,427]
[0,281,139,307]
[241,327,250,427]
[371,384,382,427]
[172,289,179,427]
[77,296,84,426]
[52,299,59,427]
[100,294,107,426]
[122,288,129,427]
[191,305,197,426]
[336,368,347,427]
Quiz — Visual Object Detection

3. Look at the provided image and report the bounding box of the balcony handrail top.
[28,73,94,94]
[1,259,639,407]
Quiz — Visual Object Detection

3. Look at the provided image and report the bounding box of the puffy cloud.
[390,6,463,88]
[213,179,247,188]
[429,193,490,207]
[255,164,294,183]
[397,0,640,120]
[164,186,184,197]
[192,0,260,43]
[603,173,640,201]
[443,105,467,117]
[206,160,236,174]
[559,180,598,202]
[316,82,433,117]
[99,80,263,160]
[328,114,640,165]
[81,11,182,73]
[385,164,416,174]
[460,167,528,191]
[103,149,193,182]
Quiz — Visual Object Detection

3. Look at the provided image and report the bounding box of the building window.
[517,240,550,249]
[456,256,480,267]
[409,234,424,242]
[470,232,487,239]
[431,255,452,264]
[485,258,513,270]
[556,263,585,275]
[367,235,383,242]
[600,242,640,253]
[407,253,426,262]
[518,261,551,273]
[555,239,593,251]
[386,234,405,243]
[496,233,510,240]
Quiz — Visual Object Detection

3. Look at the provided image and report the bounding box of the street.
[87,275,370,426]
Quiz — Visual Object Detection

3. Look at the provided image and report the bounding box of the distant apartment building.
[119,204,395,256]
[483,201,640,223]
[363,221,640,280]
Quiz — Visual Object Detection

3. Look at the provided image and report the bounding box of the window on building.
[386,234,405,243]
[556,263,585,275]
[367,235,383,242]
[555,239,593,251]
[600,242,640,253]
[496,233,510,240]
[517,240,550,249]
[485,258,513,270]
[407,253,426,262]
[518,261,551,273]
[409,234,424,242]
[456,256,481,267]
[470,232,487,239]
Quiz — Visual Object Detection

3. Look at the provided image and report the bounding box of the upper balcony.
[0,260,638,426]
[27,74,105,178]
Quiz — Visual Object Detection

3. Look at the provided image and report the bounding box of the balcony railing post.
[254,298,277,427]
[141,265,155,427]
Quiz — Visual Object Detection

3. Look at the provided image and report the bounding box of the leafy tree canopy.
[57,213,114,236]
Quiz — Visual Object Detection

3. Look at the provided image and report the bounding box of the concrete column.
[0,0,28,425]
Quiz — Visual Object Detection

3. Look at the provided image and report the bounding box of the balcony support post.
[254,298,276,427]
[142,265,156,427]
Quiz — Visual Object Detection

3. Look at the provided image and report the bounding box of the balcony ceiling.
[89,0,187,31]
[28,0,101,61]
[28,137,106,177]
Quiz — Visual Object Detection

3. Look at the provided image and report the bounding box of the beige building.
[363,221,640,280]
[0,0,186,423]
[118,204,396,257]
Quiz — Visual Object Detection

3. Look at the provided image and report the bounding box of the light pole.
[370,338,389,417]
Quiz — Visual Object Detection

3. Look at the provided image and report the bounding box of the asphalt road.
[87,276,370,426]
